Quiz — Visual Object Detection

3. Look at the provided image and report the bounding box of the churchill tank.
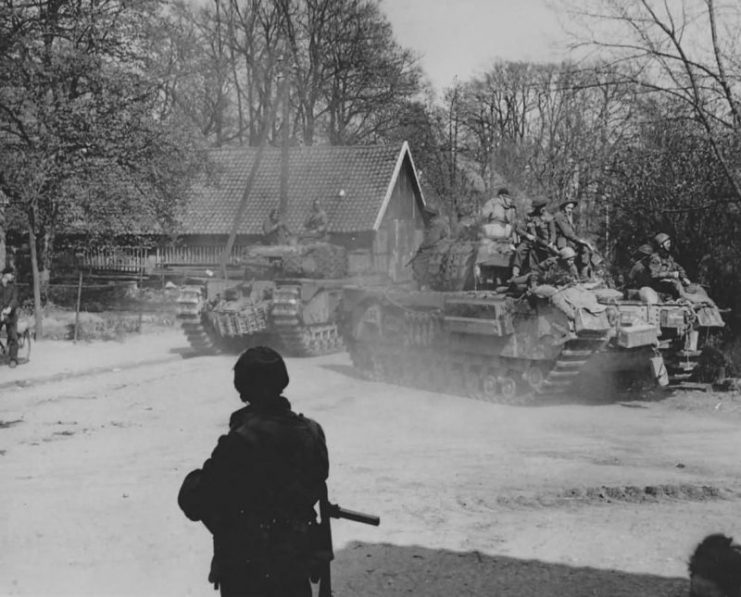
[176,241,351,356]
[341,238,726,403]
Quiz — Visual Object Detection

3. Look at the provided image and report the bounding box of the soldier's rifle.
[314,492,380,597]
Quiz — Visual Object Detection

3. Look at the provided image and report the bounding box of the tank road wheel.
[481,373,500,403]
[523,365,546,392]
[499,377,518,404]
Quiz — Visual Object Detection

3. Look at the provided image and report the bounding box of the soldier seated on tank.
[625,243,655,290]
[302,199,329,241]
[554,199,593,278]
[648,233,693,298]
[509,198,556,281]
[263,208,291,245]
[527,246,580,289]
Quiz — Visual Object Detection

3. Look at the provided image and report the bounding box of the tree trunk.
[38,228,53,296]
[28,226,43,338]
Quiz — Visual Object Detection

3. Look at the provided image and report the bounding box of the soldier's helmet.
[233,346,289,398]
[559,247,577,260]
[638,243,654,256]
[654,232,671,247]
[497,187,510,197]
[531,198,549,210]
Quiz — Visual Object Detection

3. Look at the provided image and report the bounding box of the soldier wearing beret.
[178,346,329,596]
[510,197,556,280]
[553,199,593,278]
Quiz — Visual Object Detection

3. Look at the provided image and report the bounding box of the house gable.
[181,143,425,237]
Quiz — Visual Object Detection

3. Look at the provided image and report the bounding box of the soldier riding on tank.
[648,232,692,298]
[510,197,556,281]
[554,199,593,279]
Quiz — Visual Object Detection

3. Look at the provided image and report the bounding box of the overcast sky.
[380,0,571,90]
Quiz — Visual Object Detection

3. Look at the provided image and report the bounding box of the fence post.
[74,270,83,344]
[137,264,144,333]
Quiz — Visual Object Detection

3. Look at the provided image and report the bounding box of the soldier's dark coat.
[179,396,329,597]
[513,211,556,271]
[627,257,653,288]
[303,208,329,237]
[0,278,19,362]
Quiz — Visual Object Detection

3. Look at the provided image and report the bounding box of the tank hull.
[340,284,725,403]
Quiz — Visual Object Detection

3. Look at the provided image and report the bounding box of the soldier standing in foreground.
[178,346,329,596]
[0,266,19,367]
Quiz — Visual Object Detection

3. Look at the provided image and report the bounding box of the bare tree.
[560,0,741,205]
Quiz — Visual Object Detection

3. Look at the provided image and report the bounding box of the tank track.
[346,308,539,406]
[271,285,344,357]
[176,286,220,354]
[537,332,611,395]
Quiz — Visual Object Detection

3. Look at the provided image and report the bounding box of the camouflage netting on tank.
[243,243,348,279]
[283,243,348,279]
[413,239,478,291]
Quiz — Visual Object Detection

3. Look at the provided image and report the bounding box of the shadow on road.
[331,542,687,597]
[169,347,205,359]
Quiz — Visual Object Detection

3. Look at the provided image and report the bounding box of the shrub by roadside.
[34,308,176,342]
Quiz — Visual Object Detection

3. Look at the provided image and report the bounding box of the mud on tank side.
[339,283,726,404]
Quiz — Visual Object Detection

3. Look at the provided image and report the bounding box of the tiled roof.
[180,142,421,235]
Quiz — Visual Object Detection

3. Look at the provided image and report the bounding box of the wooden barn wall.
[374,157,425,282]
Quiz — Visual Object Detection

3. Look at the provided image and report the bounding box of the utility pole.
[219,53,289,280]
[278,64,290,219]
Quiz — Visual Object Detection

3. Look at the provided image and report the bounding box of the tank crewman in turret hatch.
[481,187,517,242]
[648,232,692,296]
[554,199,593,278]
[262,208,291,245]
[510,198,556,280]
[303,199,329,241]
[626,243,655,288]
[178,346,329,597]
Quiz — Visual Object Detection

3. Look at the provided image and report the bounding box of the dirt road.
[2,339,741,596]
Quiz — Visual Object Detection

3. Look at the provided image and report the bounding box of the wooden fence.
[80,245,249,273]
